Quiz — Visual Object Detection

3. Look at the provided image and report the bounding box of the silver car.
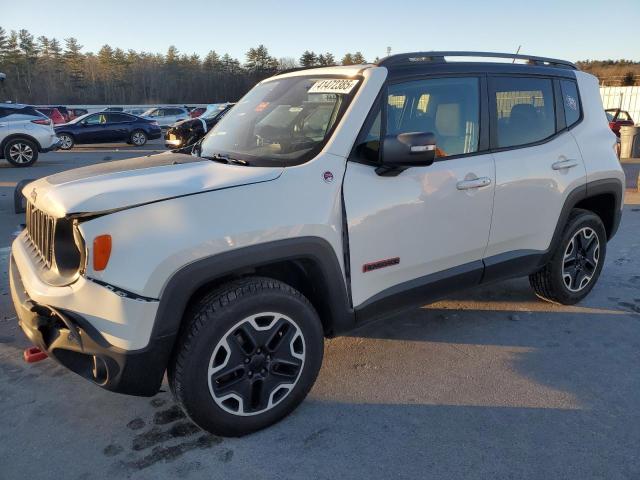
[0,104,60,167]
[140,106,190,128]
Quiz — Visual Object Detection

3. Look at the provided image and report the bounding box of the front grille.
[25,201,56,268]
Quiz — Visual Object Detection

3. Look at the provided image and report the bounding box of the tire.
[529,209,607,305]
[14,178,35,214]
[130,130,147,146]
[168,276,324,437]
[4,138,39,167]
[58,133,74,150]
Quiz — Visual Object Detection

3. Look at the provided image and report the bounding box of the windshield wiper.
[203,153,249,166]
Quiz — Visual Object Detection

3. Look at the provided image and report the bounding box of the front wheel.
[130,130,147,146]
[4,138,39,167]
[530,209,607,305]
[168,277,324,437]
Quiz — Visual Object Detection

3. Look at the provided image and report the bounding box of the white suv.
[140,106,190,127]
[9,52,624,436]
[0,104,60,166]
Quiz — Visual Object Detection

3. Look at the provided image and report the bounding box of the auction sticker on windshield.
[308,79,359,94]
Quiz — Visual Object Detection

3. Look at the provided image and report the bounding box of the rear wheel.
[4,138,38,167]
[130,130,147,146]
[168,277,324,437]
[58,134,74,150]
[530,209,607,304]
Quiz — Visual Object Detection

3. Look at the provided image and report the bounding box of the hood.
[171,118,198,129]
[25,152,283,218]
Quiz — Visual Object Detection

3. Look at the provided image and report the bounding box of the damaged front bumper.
[9,252,174,397]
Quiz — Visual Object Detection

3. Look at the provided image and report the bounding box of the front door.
[78,113,110,143]
[344,76,495,310]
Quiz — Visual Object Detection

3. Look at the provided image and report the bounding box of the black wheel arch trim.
[544,178,623,268]
[151,236,354,342]
[1,133,43,153]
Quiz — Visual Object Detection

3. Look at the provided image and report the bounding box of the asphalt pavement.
[0,143,639,479]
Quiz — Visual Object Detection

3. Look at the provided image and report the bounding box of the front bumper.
[9,237,175,396]
[148,129,162,140]
[40,138,62,153]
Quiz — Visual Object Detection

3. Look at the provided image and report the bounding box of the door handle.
[552,159,579,170]
[456,177,492,190]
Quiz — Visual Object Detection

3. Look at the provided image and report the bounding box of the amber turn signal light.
[93,235,112,271]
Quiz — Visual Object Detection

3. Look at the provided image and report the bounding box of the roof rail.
[377,51,577,70]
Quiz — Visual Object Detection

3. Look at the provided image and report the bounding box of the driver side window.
[355,77,480,162]
[85,114,107,125]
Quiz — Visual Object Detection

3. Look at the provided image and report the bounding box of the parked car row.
[1,102,235,165]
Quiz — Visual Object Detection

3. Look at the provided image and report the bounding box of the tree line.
[0,26,373,105]
[2,25,636,105]
[576,60,640,86]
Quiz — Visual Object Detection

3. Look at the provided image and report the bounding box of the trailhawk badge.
[323,171,334,183]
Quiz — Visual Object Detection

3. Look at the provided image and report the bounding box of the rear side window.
[108,113,132,122]
[491,77,555,148]
[560,80,581,128]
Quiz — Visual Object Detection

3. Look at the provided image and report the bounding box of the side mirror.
[382,132,436,168]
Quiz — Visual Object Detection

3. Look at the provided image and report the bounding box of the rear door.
[344,75,495,309]
[484,75,586,265]
[106,113,133,141]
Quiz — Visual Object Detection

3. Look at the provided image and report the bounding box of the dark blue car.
[54,112,162,149]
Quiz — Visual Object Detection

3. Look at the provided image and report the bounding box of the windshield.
[141,108,156,117]
[200,76,360,166]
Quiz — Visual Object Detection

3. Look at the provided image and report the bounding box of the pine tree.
[245,45,277,73]
[341,53,354,65]
[318,52,335,66]
[352,51,366,64]
[299,50,317,67]
[203,50,221,70]
[0,27,8,62]
[64,37,85,95]
[221,53,241,73]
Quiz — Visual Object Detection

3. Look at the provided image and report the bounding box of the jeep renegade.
[9,52,624,436]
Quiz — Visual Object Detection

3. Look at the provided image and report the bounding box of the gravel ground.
[1,144,639,479]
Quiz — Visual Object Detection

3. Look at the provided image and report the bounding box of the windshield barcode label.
[308,79,359,95]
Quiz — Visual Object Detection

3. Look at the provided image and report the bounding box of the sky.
[2,0,639,63]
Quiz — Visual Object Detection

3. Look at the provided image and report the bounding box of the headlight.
[53,218,84,277]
